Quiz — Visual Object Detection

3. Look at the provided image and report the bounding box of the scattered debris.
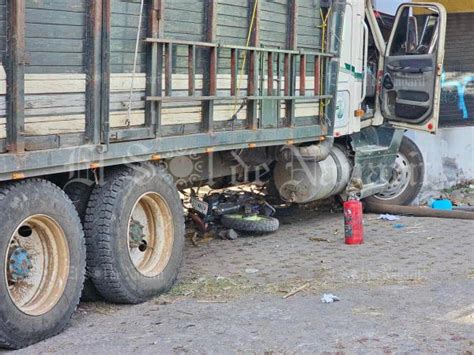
[218,229,239,240]
[283,283,310,299]
[429,199,453,211]
[439,181,474,207]
[367,203,474,220]
[188,231,215,247]
[378,214,401,221]
[245,268,259,274]
[190,232,200,247]
[321,294,341,304]
[176,310,194,316]
[405,230,426,235]
[309,237,331,243]
[393,223,406,229]
[402,224,425,234]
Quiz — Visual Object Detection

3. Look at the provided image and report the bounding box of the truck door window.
[389,7,439,56]
[381,3,447,130]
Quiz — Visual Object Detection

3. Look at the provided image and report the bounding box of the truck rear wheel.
[84,164,185,304]
[364,136,424,206]
[0,180,85,349]
[64,181,103,302]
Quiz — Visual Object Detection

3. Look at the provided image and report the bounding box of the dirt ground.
[11,206,474,354]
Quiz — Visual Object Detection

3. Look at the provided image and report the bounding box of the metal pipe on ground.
[364,203,474,220]
[454,206,474,212]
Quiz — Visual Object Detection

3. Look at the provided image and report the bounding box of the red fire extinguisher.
[344,199,364,245]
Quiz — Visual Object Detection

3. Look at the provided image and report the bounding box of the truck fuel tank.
[273,145,352,204]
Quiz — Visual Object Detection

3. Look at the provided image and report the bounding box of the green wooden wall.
[261,0,289,48]
[111,0,148,74]
[298,0,322,51]
[25,0,86,74]
[0,0,5,61]
[165,0,206,42]
[0,0,327,138]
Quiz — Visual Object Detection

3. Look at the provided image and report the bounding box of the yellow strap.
[232,0,259,116]
[319,7,332,119]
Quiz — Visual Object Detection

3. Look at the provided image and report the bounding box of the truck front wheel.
[365,136,424,206]
[0,180,85,349]
[84,164,185,304]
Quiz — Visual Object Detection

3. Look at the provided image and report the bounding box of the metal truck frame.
[0,0,447,348]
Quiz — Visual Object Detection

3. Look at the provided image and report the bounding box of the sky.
[373,0,407,15]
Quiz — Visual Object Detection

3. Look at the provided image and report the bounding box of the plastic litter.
[378,214,401,221]
[393,223,406,229]
[321,294,340,303]
[428,199,453,211]
[245,268,259,274]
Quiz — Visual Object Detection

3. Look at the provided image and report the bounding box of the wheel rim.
[374,152,412,201]
[128,192,174,278]
[5,215,70,316]
[227,214,266,221]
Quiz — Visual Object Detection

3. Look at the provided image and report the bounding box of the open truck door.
[381,3,447,133]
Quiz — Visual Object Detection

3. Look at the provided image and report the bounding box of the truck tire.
[0,179,85,349]
[64,180,94,218]
[364,136,424,206]
[84,164,185,304]
[265,178,285,205]
[64,181,103,302]
[221,214,280,233]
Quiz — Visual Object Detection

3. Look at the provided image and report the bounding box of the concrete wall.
[407,127,474,194]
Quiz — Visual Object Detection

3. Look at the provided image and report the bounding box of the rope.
[231,0,259,120]
[126,0,145,127]
[318,7,332,125]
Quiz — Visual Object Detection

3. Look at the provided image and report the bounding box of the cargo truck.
[0,0,447,348]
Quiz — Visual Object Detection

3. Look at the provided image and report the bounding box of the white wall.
[407,127,474,193]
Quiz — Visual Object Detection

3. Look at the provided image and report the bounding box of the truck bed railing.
[135,37,333,141]
[0,0,347,183]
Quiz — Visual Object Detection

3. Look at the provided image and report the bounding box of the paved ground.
[12,206,474,354]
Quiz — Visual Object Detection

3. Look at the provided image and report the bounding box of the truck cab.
[337,0,446,135]
[332,0,448,203]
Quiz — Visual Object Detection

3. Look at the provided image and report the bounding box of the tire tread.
[84,164,183,304]
[0,179,85,349]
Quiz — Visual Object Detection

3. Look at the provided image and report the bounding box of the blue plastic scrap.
[393,223,406,229]
[429,199,453,211]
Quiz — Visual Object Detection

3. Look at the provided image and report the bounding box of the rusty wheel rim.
[128,192,175,278]
[5,215,70,316]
